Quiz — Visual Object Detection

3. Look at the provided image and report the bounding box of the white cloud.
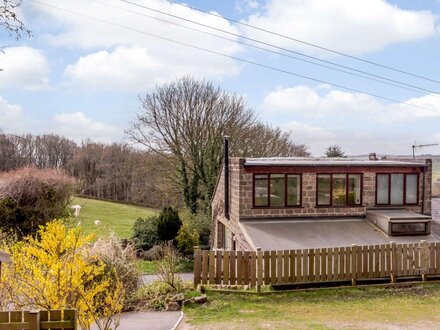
[263,85,440,155]
[53,112,122,143]
[236,0,261,13]
[0,97,25,132]
[281,121,335,155]
[242,0,437,55]
[279,121,438,156]
[262,85,440,123]
[0,47,50,90]
[64,46,239,92]
[29,0,242,91]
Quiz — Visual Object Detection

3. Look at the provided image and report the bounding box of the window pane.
[270,174,285,207]
[377,174,389,204]
[348,174,361,205]
[406,174,418,204]
[254,175,268,206]
[332,174,346,206]
[390,174,404,204]
[217,221,225,249]
[391,222,426,234]
[287,175,300,206]
[317,174,331,205]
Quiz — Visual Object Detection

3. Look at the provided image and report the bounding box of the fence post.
[256,247,263,293]
[420,240,429,281]
[351,244,357,286]
[29,311,40,330]
[193,246,201,288]
[390,241,397,283]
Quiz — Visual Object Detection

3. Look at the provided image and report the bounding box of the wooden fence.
[194,241,440,288]
[0,310,76,330]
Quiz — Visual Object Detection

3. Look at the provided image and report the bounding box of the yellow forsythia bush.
[0,221,124,330]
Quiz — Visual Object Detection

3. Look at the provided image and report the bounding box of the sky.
[1,0,440,156]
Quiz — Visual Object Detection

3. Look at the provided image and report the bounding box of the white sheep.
[94,220,101,226]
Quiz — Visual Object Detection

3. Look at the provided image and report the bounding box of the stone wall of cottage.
[211,158,432,250]
[238,159,432,219]
[424,159,432,215]
[211,161,252,250]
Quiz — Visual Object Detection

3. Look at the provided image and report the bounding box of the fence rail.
[194,241,440,288]
[0,309,76,330]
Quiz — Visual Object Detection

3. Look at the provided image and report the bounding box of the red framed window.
[376,173,418,205]
[316,173,362,207]
[253,174,301,207]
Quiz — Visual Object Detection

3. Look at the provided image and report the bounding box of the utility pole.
[412,142,439,159]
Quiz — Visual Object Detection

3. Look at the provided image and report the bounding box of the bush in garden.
[176,222,199,255]
[93,233,139,304]
[179,208,211,248]
[0,167,75,237]
[141,244,163,261]
[132,216,160,252]
[130,279,192,311]
[126,242,194,311]
[154,241,180,289]
[0,221,123,330]
[156,206,182,242]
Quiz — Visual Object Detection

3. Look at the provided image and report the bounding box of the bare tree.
[233,122,309,157]
[127,76,309,212]
[0,133,19,170]
[1,0,32,56]
[67,140,179,208]
[34,134,77,168]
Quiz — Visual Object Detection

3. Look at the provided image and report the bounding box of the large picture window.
[316,174,362,207]
[254,175,269,206]
[253,174,301,207]
[376,173,418,205]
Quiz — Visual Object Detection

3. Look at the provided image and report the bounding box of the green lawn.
[69,197,157,239]
[184,284,440,329]
[137,260,158,274]
[137,258,194,274]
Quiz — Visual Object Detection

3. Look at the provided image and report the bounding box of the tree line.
[1,77,310,210]
[0,133,179,208]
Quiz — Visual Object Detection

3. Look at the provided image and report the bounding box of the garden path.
[91,311,182,330]
[141,273,194,284]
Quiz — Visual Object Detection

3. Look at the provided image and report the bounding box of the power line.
[167,0,440,85]
[89,0,426,95]
[116,0,440,96]
[29,0,438,113]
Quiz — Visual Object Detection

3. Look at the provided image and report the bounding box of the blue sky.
[1,0,440,156]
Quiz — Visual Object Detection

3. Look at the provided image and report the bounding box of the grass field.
[184,284,440,329]
[137,259,194,274]
[69,197,157,239]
